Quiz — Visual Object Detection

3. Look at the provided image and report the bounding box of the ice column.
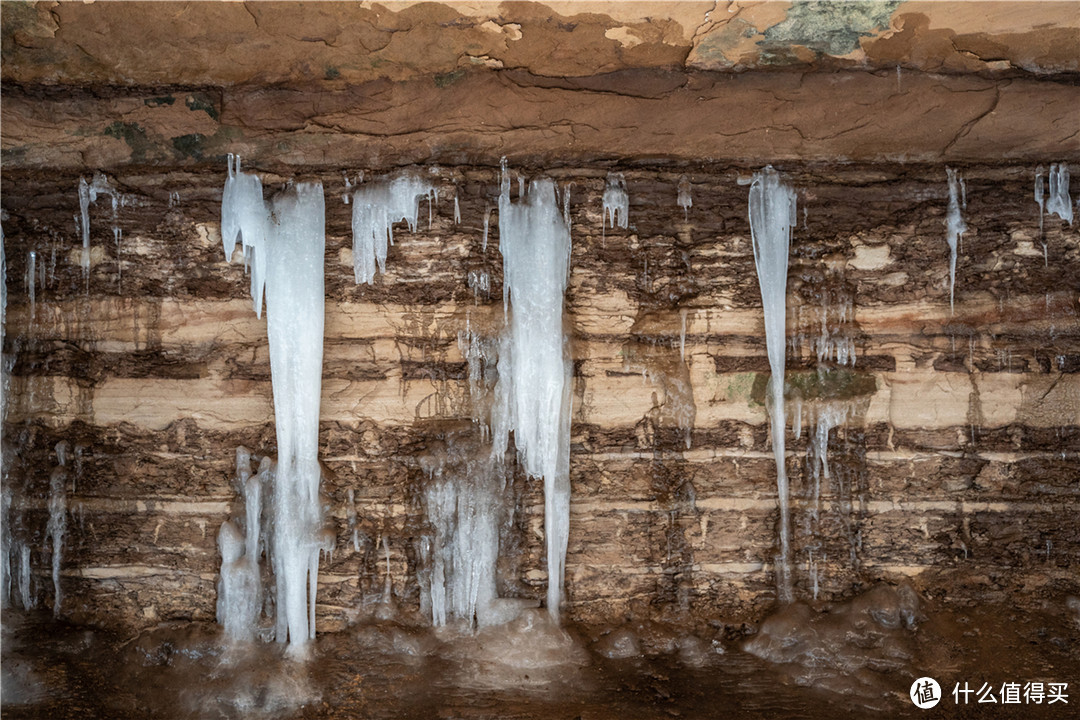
[746,166,796,604]
[219,160,329,655]
[266,181,329,655]
[945,167,967,314]
[350,172,436,284]
[495,159,573,622]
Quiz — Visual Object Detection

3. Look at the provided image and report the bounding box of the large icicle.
[265,181,330,656]
[945,167,967,314]
[218,161,330,656]
[495,159,573,622]
[350,172,436,284]
[746,166,796,604]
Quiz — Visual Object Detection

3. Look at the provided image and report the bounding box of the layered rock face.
[1,1,1078,632]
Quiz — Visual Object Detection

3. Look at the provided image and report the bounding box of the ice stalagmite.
[266,181,330,655]
[217,448,266,644]
[746,166,796,604]
[945,167,967,314]
[496,159,573,622]
[350,172,436,284]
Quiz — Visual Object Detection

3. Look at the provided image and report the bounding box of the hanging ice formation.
[495,158,573,622]
[602,173,629,234]
[1036,164,1073,229]
[77,173,124,280]
[944,167,967,314]
[349,171,436,284]
[47,443,68,617]
[221,155,269,316]
[219,159,332,656]
[25,250,36,323]
[677,175,692,220]
[217,447,268,643]
[746,166,797,604]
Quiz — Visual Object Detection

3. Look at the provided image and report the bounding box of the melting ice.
[350,172,436,284]
[494,159,573,622]
[602,173,629,233]
[746,166,797,604]
[219,162,331,656]
[944,167,967,314]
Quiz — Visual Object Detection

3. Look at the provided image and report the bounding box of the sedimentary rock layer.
[3,164,1077,629]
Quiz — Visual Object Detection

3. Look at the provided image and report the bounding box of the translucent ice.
[602,173,629,232]
[217,447,265,644]
[945,167,967,314]
[265,181,331,655]
[495,159,573,622]
[221,155,270,316]
[746,166,796,604]
[25,250,36,322]
[677,175,692,220]
[47,443,68,617]
[350,171,436,284]
[1037,163,1073,226]
[219,163,331,656]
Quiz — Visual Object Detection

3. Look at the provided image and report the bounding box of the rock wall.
[2,162,1078,630]
[2,0,1079,632]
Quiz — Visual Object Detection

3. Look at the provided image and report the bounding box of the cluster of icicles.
[7,160,1070,650]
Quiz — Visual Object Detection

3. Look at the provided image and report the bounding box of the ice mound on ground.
[744,583,922,697]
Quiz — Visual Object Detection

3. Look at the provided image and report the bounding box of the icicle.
[347,488,360,553]
[266,181,329,656]
[454,194,461,224]
[745,166,796,604]
[1045,163,1073,225]
[47,461,67,617]
[945,167,967,315]
[350,171,434,284]
[18,543,33,609]
[220,154,269,316]
[482,208,491,252]
[679,308,688,361]
[495,159,573,623]
[25,250,36,323]
[78,177,91,276]
[602,172,629,230]
[677,175,692,221]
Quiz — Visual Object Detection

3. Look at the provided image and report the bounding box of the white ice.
[746,165,796,604]
[677,175,692,220]
[217,447,266,644]
[220,155,270,316]
[265,181,331,656]
[602,173,629,232]
[945,167,967,314]
[1039,163,1073,226]
[47,442,68,617]
[350,171,436,284]
[494,158,573,622]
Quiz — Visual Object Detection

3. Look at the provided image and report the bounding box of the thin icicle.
[746,166,796,604]
[945,167,967,315]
